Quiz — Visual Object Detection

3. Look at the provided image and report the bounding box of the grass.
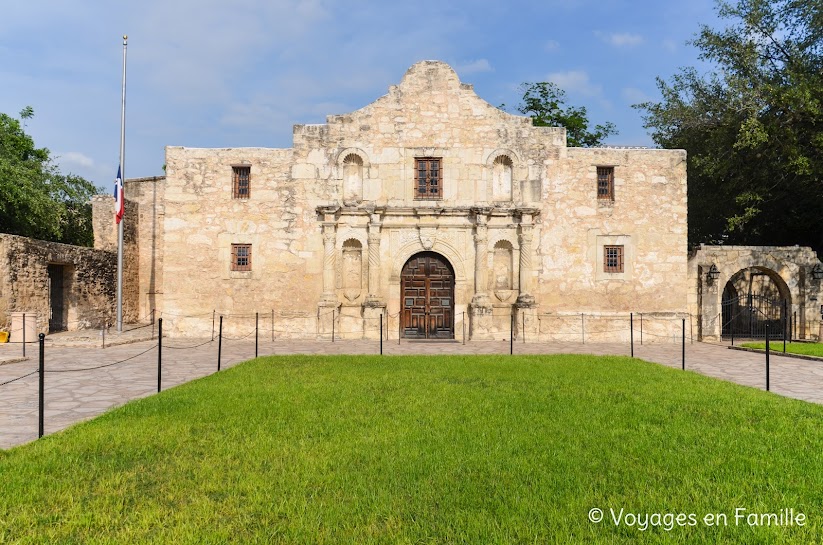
[741,341,823,358]
[2,354,823,544]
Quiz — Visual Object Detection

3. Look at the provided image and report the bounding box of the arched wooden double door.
[401,252,455,339]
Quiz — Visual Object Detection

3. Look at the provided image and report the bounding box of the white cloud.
[662,39,677,53]
[544,40,560,52]
[548,70,602,97]
[622,87,652,104]
[596,32,644,47]
[57,151,95,168]
[454,59,493,75]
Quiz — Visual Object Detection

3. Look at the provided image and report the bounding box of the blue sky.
[1,0,720,189]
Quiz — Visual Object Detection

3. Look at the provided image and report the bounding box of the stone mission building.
[95,60,689,340]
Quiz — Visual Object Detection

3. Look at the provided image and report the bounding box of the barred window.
[597,166,614,200]
[232,166,250,199]
[415,157,442,200]
[604,245,624,273]
[231,244,252,271]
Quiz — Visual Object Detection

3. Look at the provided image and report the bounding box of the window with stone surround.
[415,157,442,200]
[232,166,251,199]
[604,245,624,273]
[597,166,614,201]
[231,244,252,271]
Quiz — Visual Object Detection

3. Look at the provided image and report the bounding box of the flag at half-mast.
[114,166,124,224]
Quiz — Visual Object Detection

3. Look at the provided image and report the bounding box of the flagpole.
[116,35,127,333]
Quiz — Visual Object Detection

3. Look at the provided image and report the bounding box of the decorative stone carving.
[365,220,383,305]
[321,222,337,303]
[419,226,437,250]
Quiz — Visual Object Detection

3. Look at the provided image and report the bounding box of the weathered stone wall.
[689,245,823,340]
[0,233,116,334]
[91,176,165,323]
[158,61,688,340]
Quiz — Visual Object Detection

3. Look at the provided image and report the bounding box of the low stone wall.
[0,234,116,334]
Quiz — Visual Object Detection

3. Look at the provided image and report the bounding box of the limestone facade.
[102,61,691,340]
[0,233,116,335]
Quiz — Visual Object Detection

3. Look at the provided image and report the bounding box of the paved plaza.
[1,332,821,450]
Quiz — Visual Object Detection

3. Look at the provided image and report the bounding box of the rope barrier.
[46,344,158,373]
[0,370,38,387]
[219,328,258,341]
[163,339,214,350]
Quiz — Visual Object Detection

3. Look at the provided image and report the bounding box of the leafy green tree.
[0,108,98,246]
[515,82,618,147]
[637,0,823,253]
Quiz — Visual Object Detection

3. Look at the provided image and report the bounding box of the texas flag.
[114,166,124,224]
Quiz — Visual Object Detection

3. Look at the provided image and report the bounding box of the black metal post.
[38,333,44,438]
[217,315,223,371]
[765,324,770,391]
[510,314,514,355]
[379,312,383,355]
[630,313,634,358]
[255,312,259,358]
[331,309,335,342]
[681,319,686,370]
[22,312,26,357]
[157,318,162,392]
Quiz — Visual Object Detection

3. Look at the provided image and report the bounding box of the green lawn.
[2,354,823,544]
[741,341,823,358]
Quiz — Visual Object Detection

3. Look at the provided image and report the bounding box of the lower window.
[604,245,624,273]
[231,244,252,271]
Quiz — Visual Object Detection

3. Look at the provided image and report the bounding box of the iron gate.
[721,295,788,340]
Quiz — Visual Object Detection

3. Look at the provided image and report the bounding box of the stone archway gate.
[689,245,823,341]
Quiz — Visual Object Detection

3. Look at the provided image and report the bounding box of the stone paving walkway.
[0,336,820,450]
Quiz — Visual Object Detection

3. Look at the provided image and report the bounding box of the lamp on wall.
[706,264,720,283]
[812,264,823,281]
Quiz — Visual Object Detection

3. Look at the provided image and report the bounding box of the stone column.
[365,218,382,304]
[321,222,337,303]
[516,216,535,307]
[515,215,537,341]
[362,216,386,339]
[470,210,493,339]
[473,215,489,302]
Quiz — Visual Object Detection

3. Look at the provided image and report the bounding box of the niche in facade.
[492,240,515,302]
[343,154,364,204]
[342,238,363,302]
[492,155,513,202]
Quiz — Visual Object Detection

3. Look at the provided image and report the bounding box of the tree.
[637,0,823,254]
[0,108,98,246]
[515,82,618,147]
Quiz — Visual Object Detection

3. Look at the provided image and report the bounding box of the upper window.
[231,244,252,271]
[232,166,250,199]
[415,157,442,200]
[597,166,614,201]
[604,245,624,273]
